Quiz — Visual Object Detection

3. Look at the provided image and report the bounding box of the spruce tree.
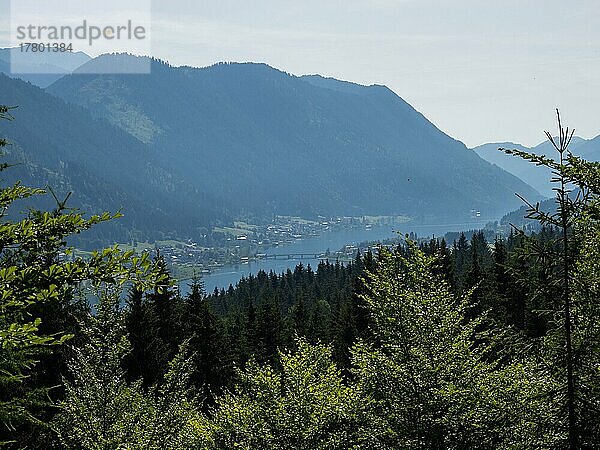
[502,110,600,448]
[184,276,230,402]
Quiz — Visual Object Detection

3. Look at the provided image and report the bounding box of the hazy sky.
[3,0,600,147]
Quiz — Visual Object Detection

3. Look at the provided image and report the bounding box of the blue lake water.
[186,219,493,294]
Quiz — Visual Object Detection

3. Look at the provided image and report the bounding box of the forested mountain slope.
[0,73,225,246]
[48,54,540,222]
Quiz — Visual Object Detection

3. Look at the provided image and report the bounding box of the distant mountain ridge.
[46,54,540,224]
[0,47,91,87]
[473,136,600,196]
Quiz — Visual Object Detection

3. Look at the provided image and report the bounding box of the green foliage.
[208,258,371,374]
[352,242,549,449]
[572,208,600,445]
[5,101,600,448]
[198,339,362,450]
[183,276,232,403]
[502,112,600,448]
[0,106,166,445]
[54,289,200,449]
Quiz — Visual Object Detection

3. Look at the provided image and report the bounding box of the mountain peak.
[73,53,155,74]
[0,47,91,72]
[0,47,91,87]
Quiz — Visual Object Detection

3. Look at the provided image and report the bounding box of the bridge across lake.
[256,252,338,260]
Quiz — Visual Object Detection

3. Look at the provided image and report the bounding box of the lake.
[183,219,493,294]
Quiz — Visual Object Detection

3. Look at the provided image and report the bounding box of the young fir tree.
[130,252,183,386]
[123,287,165,386]
[503,111,600,448]
[183,275,231,403]
[452,232,470,295]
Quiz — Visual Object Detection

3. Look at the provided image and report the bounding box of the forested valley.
[2,106,600,449]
